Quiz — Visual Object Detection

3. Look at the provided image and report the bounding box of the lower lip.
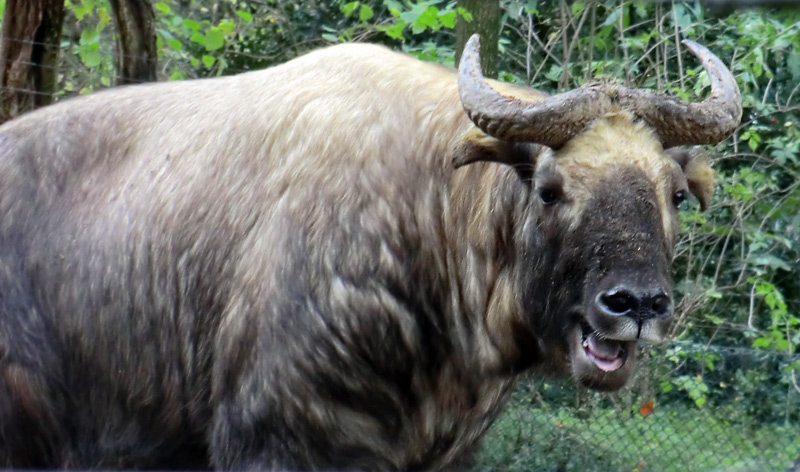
[581,336,626,372]
[584,348,625,372]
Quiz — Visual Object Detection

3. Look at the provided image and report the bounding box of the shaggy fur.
[0,42,713,470]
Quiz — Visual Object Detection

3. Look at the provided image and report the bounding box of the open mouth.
[580,323,628,372]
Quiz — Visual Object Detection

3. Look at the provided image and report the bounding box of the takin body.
[0,36,740,470]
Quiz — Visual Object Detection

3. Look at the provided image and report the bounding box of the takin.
[0,35,740,470]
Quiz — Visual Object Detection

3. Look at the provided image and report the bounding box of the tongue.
[583,334,625,372]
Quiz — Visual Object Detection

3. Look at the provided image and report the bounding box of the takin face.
[522,118,713,391]
[455,35,739,391]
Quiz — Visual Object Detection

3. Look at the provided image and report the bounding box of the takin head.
[454,35,741,390]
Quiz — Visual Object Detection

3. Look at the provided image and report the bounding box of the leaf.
[755,280,776,296]
[752,60,763,78]
[202,55,216,67]
[384,0,403,17]
[752,337,772,348]
[79,27,101,46]
[321,33,340,42]
[167,38,182,50]
[400,8,421,24]
[544,64,562,83]
[639,400,655,417]
[157,27,176,40]
[359,4,374,21]
[726,182,752,201]
[753,255,791,272]
[205,28,225,51]
[98,6,111,24]
[154,2,170,13]
[218,20,235,35]
[73,3,92,20]
[634,0,649,18]
[438,11,456,29]
[694,397,706,407]
[377,20,405,40]
[601,8,620,28]
[673,88,689,101]
[236,10,253,22]
[189,32,205,45]
[342,1,359,17]
[183,19,202,32]
[672,4,692,31]
[82,50,102,67]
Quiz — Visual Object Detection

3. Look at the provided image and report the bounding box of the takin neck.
[442,158,543,377]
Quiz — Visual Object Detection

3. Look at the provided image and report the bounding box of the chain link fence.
[475,342,800,472]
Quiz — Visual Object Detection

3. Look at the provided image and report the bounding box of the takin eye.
[672,190,688,209]
[539,187,560,206]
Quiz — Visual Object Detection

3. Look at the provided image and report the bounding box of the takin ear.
[451,127,538,169]
[667,147,715,211]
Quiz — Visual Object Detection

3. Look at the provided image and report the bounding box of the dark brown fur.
[0,43,712,470]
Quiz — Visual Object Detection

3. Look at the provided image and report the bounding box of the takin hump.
[0,35,740,470]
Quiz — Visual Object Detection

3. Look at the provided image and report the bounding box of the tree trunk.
[455,0,501,78]
[108,0,157,85]
[0,0,66,124]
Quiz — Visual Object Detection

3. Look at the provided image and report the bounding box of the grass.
[474,388,800,472]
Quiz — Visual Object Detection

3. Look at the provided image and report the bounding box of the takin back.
[0,35,740,470]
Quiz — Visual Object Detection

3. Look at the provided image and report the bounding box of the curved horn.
[458,34,616,149]
[613,40,742,148]
[457,35,742,149]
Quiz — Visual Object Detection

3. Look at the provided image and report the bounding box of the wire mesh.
[475,342,800,472]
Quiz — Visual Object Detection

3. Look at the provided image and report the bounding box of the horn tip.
[680,39,712,59]
[466,34,480,49]
[459,33,483,78]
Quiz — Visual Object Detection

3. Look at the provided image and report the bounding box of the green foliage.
[319,1,470,64]
[672,375,710,406]
[476,381,800,472]
[61,0,116,92]
[151,1,249,78]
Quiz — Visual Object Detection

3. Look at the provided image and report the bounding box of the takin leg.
[208,291,417,471]
[0,359,65,467]
[0,269,67,468]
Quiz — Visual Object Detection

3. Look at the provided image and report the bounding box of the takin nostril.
[599,290,638,315]
[650,294,672,317]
